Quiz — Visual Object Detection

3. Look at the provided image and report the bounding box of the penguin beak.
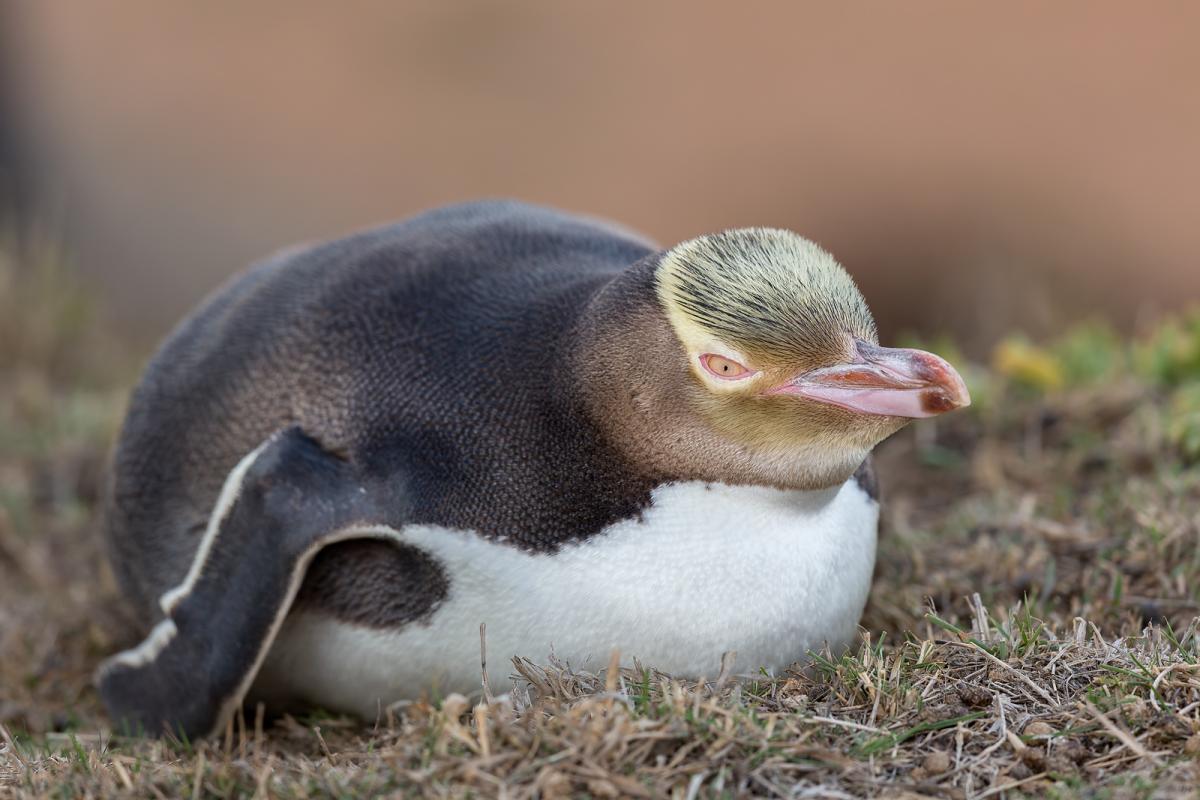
[771,340,971,418]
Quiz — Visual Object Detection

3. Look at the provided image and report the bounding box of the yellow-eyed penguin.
[97,200,969,738]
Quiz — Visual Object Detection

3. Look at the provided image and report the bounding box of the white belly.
[255,479,877,717]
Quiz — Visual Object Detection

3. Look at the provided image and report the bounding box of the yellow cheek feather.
[670,321,753,394]
[658,285,786,400]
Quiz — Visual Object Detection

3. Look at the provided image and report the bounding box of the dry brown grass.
[1,240,1198,797]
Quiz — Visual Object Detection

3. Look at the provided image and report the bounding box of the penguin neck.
[570,258,867,493]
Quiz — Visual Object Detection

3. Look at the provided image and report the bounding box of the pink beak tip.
[913,352,972,414]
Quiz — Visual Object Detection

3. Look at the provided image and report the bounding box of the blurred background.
[1,1,1197,350]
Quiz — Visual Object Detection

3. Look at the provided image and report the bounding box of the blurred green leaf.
[1133,309,1200,387]
[1166,383,1200,462]
[1051,321,1124,385]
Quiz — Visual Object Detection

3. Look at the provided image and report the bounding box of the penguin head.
[653,228,969,486]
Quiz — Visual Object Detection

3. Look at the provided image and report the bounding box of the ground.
[1,240,1198,798]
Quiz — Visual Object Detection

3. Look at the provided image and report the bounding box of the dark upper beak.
[769,340,971,418]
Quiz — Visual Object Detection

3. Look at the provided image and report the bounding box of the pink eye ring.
[700,353,753,380]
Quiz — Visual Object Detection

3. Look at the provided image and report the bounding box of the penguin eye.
[700,353,753,381]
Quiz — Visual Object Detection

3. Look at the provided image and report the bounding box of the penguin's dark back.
[105,201,660,617]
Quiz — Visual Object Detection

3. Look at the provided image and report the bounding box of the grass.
[1,237,1198,797]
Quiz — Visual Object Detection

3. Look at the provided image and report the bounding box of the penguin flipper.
[97,426,396,739]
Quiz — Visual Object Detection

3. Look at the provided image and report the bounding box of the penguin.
[96,200,969,738]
